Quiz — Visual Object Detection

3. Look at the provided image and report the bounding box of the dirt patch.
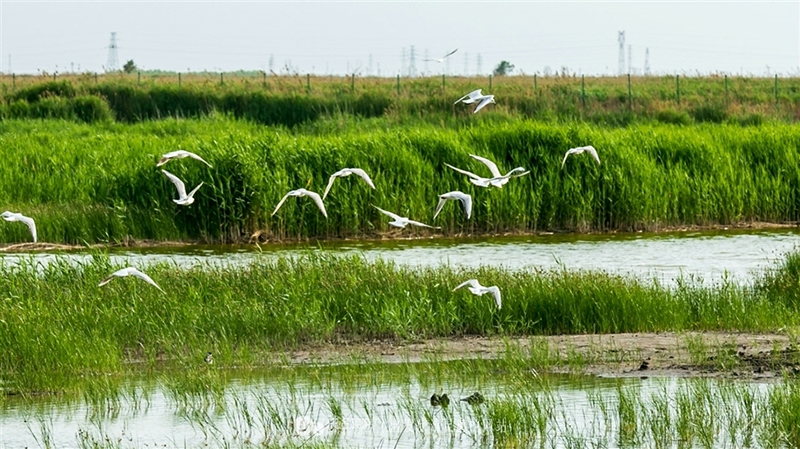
[283,332,800,380]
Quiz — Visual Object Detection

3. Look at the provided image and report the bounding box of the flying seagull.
[99,267,165,293]
[472,95,496,113]
[1,211,36,243]
[272,189,327,218]
[162,170,203,206]
[323,168,376,199]
[156,150,212,168]
[434,191,472,220]
[454,89,496,113]
[444,163,526,188]
[562,145,601,168]
[423,48,458,63]
[469,154,530,187]
[454,89,484,105]
[453,279,502,309]
[373,205,440,229]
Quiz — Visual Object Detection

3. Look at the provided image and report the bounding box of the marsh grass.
[2,74,798,126]
[3,118,800,243]
[2,252,800,394]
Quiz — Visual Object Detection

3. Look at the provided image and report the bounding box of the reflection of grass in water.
[11,360,800,449]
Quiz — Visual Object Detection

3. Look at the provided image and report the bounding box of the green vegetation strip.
[0,76,790,126]
[3,252,800,392]
[1,117,800,243]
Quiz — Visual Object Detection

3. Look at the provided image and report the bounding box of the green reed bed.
[1,117,800,243]
[2,252,800,393]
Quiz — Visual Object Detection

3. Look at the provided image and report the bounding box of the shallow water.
[2,228,799,286]
[0,363,779,449]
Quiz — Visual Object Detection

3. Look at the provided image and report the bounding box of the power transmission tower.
[424,49,429,75]
[617,31,625,76]
[368,54,373,76]
[268,54,274,74]
[628,45,632,75]
[7,55,10,74]
[106,32,119,72]
[401,48,406,76]
[644,48,650,76]
[476,53,482,75]
[409,46,417,77]
[464,52,469,76]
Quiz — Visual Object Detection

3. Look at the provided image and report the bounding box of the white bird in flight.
[156,150,212,168]
[454,89,484,105]
[445,163,527,188]
[453,279,502,309]
[434,191,472,220]
[323,168,376,200]
[162,170,203,206]
[1,211,36,242]
[454,89,496,113]
[272,189,328,218]
[373,206,440,229]
[562,145,601,168]
[469,154,530,187]
[99,267,165,293]
[423,48,458,63]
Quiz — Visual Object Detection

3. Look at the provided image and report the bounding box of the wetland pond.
[2,228,799,286]
[0,360,789,449]
[4,229,800,448]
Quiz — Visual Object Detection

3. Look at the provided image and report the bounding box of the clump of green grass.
[1,252,800,393]
[2,117,800,243]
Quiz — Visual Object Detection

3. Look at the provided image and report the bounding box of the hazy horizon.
[1,1,798,77]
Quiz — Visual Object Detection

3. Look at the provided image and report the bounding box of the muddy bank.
[284,332,800,380]
[0,221,795,252]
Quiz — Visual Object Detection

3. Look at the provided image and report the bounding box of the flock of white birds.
[1,86,601,311]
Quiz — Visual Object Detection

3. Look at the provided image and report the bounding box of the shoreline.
[0,220,796,253]
[279,331,799,380]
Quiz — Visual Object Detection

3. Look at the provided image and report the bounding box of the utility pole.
[409,45,417,77]
[644,48,650,76]
[618,31,625,76]
[106,32,119,72]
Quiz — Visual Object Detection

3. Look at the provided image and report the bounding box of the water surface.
[3,229,798,286]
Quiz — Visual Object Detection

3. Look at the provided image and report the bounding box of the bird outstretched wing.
[473,95,494,113]
[373,205,403,221]
[445,163,482,181]
[350,168,376,190]
[487,286,502,309]
[304,190,328,218]
[453,279,480,292]
[186,151,213,167]
[469,154,502,178]
[161,170,188,198]
[129,268,165,293]
[271,191,295,216]
[16,215,36,242]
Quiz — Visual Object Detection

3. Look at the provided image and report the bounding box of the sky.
[0,1,798,76]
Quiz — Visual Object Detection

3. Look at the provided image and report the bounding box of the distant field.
[0,72,797,125]
[0,117,798,244]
